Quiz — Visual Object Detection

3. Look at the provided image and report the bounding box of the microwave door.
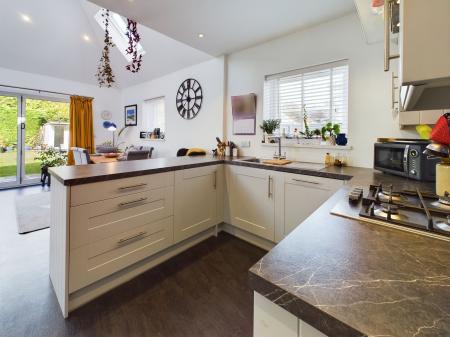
[374,145,408,176]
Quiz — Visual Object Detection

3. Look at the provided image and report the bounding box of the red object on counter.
[372,0,384,7]
[430,115,450,145]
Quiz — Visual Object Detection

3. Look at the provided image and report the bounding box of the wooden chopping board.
[262,159,292,165]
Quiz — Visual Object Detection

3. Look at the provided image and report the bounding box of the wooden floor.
[0,186,266,337]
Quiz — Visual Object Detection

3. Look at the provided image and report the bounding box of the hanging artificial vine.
[125,19,143,73]
[96,9,116,87]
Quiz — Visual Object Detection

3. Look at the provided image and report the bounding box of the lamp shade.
[103,121,117,131]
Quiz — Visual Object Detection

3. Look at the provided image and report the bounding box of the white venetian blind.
[263,60,349,135]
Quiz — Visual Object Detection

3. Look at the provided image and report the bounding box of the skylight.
[94,10,145,62]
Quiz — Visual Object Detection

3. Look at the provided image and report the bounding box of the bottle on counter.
[324,152,333,167]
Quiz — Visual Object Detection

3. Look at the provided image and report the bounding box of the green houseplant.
[34,147,67,169]
[299,110,321,139]
[260,119,281,142]
[321,122,341,144]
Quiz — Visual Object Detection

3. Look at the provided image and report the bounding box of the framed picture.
[124,104,138,126]
[139,131,148,139]
[231,94,257,135]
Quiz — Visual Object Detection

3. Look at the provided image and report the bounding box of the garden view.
[0,95,69,183]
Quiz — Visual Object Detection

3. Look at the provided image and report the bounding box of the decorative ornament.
[96,9,116,87]
[125,19,143,73]
[176,79,203,120]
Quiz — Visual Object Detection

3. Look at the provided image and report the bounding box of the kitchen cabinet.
[399,110,445,127]
[226,165,275,241]
[400,0,450,84]
[280,173,343,239]
[254,292,327,337]
[174,165,223,243]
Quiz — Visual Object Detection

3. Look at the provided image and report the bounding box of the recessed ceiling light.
[198,33,204,38]
[83,34,91,42]
[20,14,32,23]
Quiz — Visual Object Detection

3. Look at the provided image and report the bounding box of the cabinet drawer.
[283,173,343,191]
[70,172,174,206]
[69,216,173,293]
[70,186,173,249]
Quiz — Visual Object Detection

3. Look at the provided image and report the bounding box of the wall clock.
[176,78,203,120]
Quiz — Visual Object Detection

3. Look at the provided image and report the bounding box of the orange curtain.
[68,96,94,165]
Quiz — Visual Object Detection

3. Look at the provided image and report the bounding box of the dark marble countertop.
[249,169,450,337]
[49,155,359,186]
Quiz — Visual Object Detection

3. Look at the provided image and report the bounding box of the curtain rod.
[0,84,94,99]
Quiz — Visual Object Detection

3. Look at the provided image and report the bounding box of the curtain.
[68,96,94,165]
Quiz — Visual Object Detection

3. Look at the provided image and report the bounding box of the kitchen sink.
[239,158,325,170]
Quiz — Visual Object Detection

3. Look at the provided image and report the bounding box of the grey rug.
[15,191,50,234]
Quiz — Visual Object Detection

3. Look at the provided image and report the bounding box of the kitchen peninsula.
[49,156,450,337]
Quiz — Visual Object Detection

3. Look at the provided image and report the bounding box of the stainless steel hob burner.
[359,184,450,236]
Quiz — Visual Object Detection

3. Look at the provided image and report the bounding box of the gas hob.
[331,184,450,241]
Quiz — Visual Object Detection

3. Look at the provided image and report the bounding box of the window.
[142,97,165,137]
[263,60,348,136]
[94,10,145,62]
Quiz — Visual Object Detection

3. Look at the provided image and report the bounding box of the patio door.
[0,93,70,189]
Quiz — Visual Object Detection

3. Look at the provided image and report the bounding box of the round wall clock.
[176,78,203,120]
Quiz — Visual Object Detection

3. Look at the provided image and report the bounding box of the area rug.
[15,191,50,234]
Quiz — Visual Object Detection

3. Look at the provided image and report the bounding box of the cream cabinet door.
[282,174,343,237]
[227,165,275,241]
[174,165,221,243]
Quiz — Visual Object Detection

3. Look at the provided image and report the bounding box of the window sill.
[261,142,352,150]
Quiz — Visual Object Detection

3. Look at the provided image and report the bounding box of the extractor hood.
[400,77,450,111]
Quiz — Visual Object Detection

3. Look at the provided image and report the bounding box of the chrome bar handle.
[213,171,217,189]
[117,231,147,245]
[118,183,148,191]
[384,0,400,72]
[268,176,273,198]
[292,178,320,185]
[118,197,148,207]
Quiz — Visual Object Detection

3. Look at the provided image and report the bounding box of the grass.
[0,150,42,178]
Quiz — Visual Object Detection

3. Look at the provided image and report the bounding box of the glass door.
[0,93,70,188]
[0,93,20,188]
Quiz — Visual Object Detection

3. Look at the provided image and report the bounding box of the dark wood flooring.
[0,186,266,337]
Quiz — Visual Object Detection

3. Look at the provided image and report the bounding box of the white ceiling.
[89,0,356,56]
[0,0,212,88]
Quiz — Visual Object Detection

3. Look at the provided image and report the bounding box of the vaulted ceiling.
[89,0,355,56]
[0,0,211,88]
[1,0,355,88]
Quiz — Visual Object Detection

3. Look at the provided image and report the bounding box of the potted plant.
[260,119,281,143]
[321,122,341,145]
[299,110,321,145]
[34,147,67,186]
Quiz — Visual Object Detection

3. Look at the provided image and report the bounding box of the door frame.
[0,90,69,189]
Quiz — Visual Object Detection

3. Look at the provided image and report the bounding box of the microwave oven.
[374,139,439,181]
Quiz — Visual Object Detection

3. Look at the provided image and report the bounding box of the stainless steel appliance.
[374,139,439,181]
[331,184,450,241]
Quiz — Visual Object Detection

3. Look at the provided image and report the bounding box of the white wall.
[225,13,415,168]
[0,66,121,146]
[120,57,225,158]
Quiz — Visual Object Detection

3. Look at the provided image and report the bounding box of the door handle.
[268,176,273,198]
[118,197,147,207]
[118,183,147,191]
[292,178,320,185]
[213,171,217,189]
[117,231,147,245]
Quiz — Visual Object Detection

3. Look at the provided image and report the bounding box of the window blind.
[143,97,165,132]
[263,60,348,135]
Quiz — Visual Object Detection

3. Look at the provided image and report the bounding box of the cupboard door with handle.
[283,174,343,237]
[227,165,275,241]
[174,165,221,243]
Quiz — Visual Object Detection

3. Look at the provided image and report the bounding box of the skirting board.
[219,223,275,251]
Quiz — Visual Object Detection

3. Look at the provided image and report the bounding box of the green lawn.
[0,150,41,178]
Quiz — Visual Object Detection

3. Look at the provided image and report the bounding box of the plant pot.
[336,133,348,146]
[326,135,336,146]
